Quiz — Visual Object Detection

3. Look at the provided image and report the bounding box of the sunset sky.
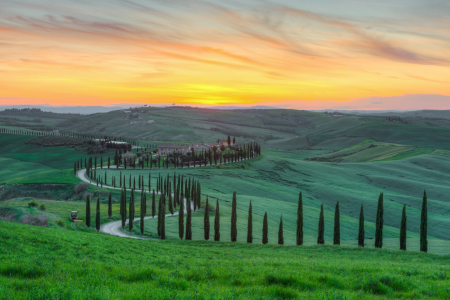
[0,0,449,110]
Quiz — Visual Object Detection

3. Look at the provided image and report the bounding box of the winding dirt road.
[77,169,188,240]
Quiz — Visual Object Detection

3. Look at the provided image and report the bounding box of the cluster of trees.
[0,128,142,151]
[26,135,88,147]
[73,141,262,175]
[86,172,202,235]
[0,128,55,136]
[385,116,409,124]
[0,108,47,115]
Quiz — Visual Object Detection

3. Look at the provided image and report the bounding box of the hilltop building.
[157,137,235,156]
[157,143,188,155]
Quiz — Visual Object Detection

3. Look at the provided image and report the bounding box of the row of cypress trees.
[86,183,429,252]
[177,190,429,252]
[73,140,262,175]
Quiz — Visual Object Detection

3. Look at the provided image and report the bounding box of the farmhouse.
[189,143,210,151]
[157,143,188,155]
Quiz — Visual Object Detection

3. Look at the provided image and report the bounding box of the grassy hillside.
[306,140,434,163]
[2,124,450,254]
[0,133,112,183]
[2,110,450,297]
[90,148,450,253]
[4,107,450,153]
[1,220,450,299]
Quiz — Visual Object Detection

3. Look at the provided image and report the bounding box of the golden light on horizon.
[0,1,449,110]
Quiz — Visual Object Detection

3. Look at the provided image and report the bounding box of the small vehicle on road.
[70,211,83,222]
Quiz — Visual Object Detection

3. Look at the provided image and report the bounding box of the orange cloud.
[0,0,449,108]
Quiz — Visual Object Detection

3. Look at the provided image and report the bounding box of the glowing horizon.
[0,0,449,110]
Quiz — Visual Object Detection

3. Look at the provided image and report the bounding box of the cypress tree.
[204,197,210,240]
[420,191,427,252]
[160,196,166,240]
[157,196,161,236]
[358,204,365,247]
[129,190,135,232]
[231,191,237,242]
[108,192,112,218]
[140,195,145,235]
[187,177,191,201]
[120,188,127,229]
[400,204,407,251]
[186,197,192,240]
[214,199,220,241]
[296,192,303,246]
[180,177,184,200]
[191,179,195,209]
[168,186,173,215]
[152,190,156,218]
[197,182,201,210]
[177,174,181,205]
[157,195,165,237]
[142,190,147,215]
[375,193,384,249]
[317,204,325,245]
[262,212,268,244]
[178,191,184,240]
[95,198,100,232]
[173,173,176,198]
[247,201,252,243]
[333,201,340,245]
[278,215,284,245]
[85,195,91,228]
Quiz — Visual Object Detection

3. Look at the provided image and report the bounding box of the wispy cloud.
[339,0,404,7]
[0,0,449,107]
[279,6,449,65]
[406,74,449,84]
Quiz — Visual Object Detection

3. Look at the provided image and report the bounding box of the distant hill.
[0,105,131,114]
[0,104,280,114]
[2,106,450,150]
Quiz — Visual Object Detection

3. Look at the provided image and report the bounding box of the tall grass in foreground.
[1,220,450,299]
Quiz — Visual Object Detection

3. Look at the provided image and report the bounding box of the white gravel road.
[77,154,254,239]
[77,169,189,240]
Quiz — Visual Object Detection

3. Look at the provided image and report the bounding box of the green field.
[306,140,434,163]
[2,107,450,298]
[0,133,113,183]
[88,148,450,253]
[1,220,450,299]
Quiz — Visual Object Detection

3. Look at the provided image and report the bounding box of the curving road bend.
[77,169,190,240]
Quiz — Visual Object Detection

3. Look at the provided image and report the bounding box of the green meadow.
[92,147,450,253]
[0,133,111,183]
[2,107,450,298]
[1,220,450,299]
